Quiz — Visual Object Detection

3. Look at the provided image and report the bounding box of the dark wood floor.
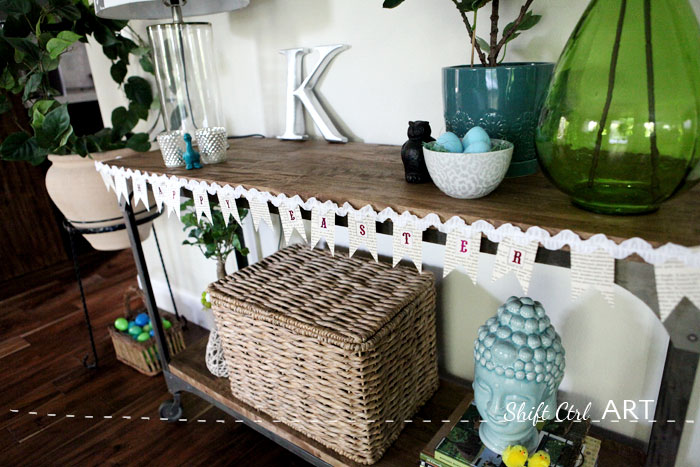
[0,250,310,466]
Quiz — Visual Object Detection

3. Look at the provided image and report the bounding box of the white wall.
[85,1,700,464]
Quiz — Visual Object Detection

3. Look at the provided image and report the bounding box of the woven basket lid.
[208,244,434,346]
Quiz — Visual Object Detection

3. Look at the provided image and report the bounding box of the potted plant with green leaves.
[180,198,249,378]
[383,0,551,177]
[0,0,158,250]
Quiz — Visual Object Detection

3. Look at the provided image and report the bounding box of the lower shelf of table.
[168,334,647,466]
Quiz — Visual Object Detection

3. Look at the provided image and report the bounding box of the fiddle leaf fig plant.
[180,199,249,280]
[383,0,541,66]
[0,0,158,165]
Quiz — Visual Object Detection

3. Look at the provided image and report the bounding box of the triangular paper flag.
[492,237,539,293]
[153,181,167,212]
[249,197,273,231]
[218,192,241,226]
[192,188,212,223]
[279,203,307,243]
[655,260,700,321]
[310,206,335,255]
[443,230,482,282]
[348,214,377,262]
[100,170,115,193]
[392,221,422,272]
[165,182,180,219]
[114,173,129,204]
[133,176,149,211]
[570,249,615,307]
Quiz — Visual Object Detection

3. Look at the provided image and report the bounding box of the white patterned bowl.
[424,139,513,199]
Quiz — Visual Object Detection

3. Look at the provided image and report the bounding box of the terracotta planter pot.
[45,149,153,251]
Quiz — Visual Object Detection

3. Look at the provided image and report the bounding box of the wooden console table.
[107,138,700,466]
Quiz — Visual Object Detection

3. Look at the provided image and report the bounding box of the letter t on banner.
[310,206,335,255]
[443,230,482,282]
[392,222,422,272]
[492,237,539,293]
[348,215,378,262]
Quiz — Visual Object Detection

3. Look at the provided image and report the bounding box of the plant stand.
[63,207,178,369]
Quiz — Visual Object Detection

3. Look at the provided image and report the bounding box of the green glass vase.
[536,0,700,214]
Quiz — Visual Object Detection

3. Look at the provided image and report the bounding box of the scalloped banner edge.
[95,161,700,268]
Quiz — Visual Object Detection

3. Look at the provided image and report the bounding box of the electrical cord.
[228,134,266,139]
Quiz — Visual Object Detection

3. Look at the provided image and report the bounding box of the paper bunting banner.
[654,260,700,321]
[114,173,129,204]
[310,206,335,255]
[193,188,212,223]
[165,182,181,219]
[280,203,307,243]
[492,237,539,293]
[100,170,115,193]
[249,197,273,231]
[392,221,422,272]
[153,182,167,212]
[443,230,482,282]
[133,176,149,211]
[348,215,378,262]
[570,249,615,306]
[217,192,241,226]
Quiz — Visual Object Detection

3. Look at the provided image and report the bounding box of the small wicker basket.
[210,244,439,464]
[108,287,185,376]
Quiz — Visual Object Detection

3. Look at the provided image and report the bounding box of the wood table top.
[105,137,700,249]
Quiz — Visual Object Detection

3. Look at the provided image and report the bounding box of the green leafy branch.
[382,0,541,67]
[180,199,250,280]
[0,0,157,165]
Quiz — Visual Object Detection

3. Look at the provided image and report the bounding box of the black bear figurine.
[401,121,434,183]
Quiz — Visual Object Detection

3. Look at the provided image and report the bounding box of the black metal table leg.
[151,225,181,321]
[65,222,98,369]
[120,199,170,371]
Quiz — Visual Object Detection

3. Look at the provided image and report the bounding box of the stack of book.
[420,397,600,467]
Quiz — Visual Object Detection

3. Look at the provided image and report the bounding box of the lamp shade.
[94,0,249,20]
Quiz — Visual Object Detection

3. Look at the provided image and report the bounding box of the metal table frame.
[119,194,700,467]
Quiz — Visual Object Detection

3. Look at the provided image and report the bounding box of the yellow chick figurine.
[502,445,529,467]
[528,450,551,467]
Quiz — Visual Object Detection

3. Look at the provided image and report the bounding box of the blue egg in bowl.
[422,139,514,199]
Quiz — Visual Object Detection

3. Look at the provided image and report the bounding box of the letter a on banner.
[348,214,377,262]
[217,192,241,226]
[492,237,538,293]
[280,203,307,243]
[193,188,212,223]
[392,222,422,272]
[153,181,167,212]
[443,230,482,282]
[310,206,335,255]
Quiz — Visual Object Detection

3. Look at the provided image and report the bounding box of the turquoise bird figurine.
[183,133,202,170]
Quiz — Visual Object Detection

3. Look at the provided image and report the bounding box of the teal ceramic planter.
[443,63,554,177]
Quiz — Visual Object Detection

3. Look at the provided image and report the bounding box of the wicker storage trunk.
[209,244,438,464]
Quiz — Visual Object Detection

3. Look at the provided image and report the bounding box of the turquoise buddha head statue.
[473,296,565,454]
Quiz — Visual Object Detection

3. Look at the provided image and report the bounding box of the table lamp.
[94,0,249,166]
